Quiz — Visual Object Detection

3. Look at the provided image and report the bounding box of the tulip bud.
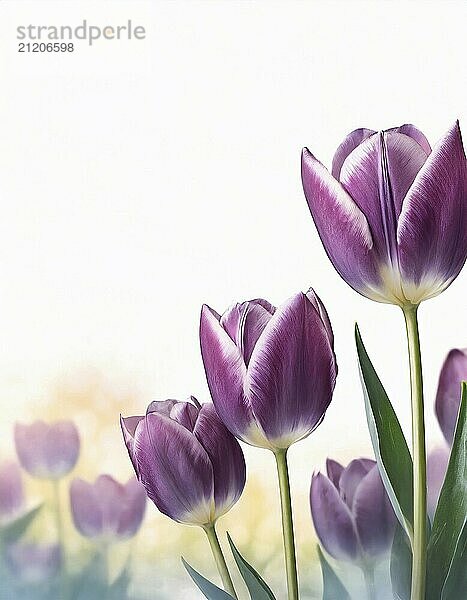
[426,446,450,518]
[121,398,246,526]
[14,420,80,480]
[302,123,467,306]
[435,348,467,444]
[310,458,396,562]
[5,543,61,583]
[200,290,337,450]
[0,461,25,526]
[70,474,146,542]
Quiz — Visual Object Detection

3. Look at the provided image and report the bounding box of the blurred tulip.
[301,123,467,306]
[121,398,246,526]
[0,461,25,526]
[70,475,146,542]
[310,458,396,562]
[426,446,450,518]
[14,420,80,480]
[200,289,336,450]
[5,543,61,583]
[435,348,467,444]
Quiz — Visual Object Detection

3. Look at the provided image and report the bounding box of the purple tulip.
[435,348,467,444]
[426,446,450,518]
[0,461,25,526]
[14,420,80,479]
[70,475,146,542]
[120,398,246,526]
[301,123,467,306]
[310,458,396,562]
[199,290,337,450]
[5,543,61,583]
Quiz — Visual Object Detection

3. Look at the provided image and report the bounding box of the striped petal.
[133,412,214,525]
[247,292,336,448]
[193,404,246,518]
[397,122,467,302]
[302,148,380,297]
[310,473,359,561]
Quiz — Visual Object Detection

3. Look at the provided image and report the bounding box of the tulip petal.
[310,473,359,561]
[435,348,467,444]
[200,304,257,442]
[70,478,103,537]
[340,132,427,266]
[353,465,396,556]
[302,148,380,296]
[325,458,344,488]
[427,446,449,518]
[247,293,337,447]
[331,128,376,179]
[193,404,246,518]
[306,288,334,346]
[397,122,467,301]
[6,543,61,583]
[44,421,80,478]
[134,412,214,525]
[94,475,127,536]
[117,478,147,538]
[14,421,48,478]
[339,458,375,507]
[388,124,431,155]
[120,415,144,475]
[170,402,199,431]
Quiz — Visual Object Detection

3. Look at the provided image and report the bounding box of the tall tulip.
[121,398,245,598]
[200,289,337,600]
[301,123,467,600]
[435,348,467,444]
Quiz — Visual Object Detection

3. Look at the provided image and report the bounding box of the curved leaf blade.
[0,504,42,543]
[227,533,276,599]
[390,523,412,600]
[427,382,467,600]
[441,516,467,599]
[317,546,350,600]
[355,324,413,537]
[182,557,235,600]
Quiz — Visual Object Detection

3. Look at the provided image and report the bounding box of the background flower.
[435,348,467,444]
[5,543,61,584]
[70,475,146,542]
[310,458,396,562]
[0,460,25,526]
[14,420,80,480]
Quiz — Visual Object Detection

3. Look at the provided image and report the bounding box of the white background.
[0,0,466,492]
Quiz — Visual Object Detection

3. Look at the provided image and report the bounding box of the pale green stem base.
[403,305,427,600]
[274,449,299,600]
[203,523,237,599]
[361,563,376,600]
[52,479,69,600]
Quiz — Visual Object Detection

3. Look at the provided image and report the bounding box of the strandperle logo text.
[17,20,146,46]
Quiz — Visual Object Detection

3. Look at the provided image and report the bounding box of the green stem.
[274,449,299,600]
[362,563,376,600]
[52,479,68,600]
[403,305,427,600]
[203,523,237,599]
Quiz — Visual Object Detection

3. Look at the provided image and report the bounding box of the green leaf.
[317,546,350,600]
[227,533,276,599]
[182,557,235,600]
[355,324,413,537]
[427,382,467,600]
[441,516,467,599]
[0,504,42,543]
[390,524,412,600]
